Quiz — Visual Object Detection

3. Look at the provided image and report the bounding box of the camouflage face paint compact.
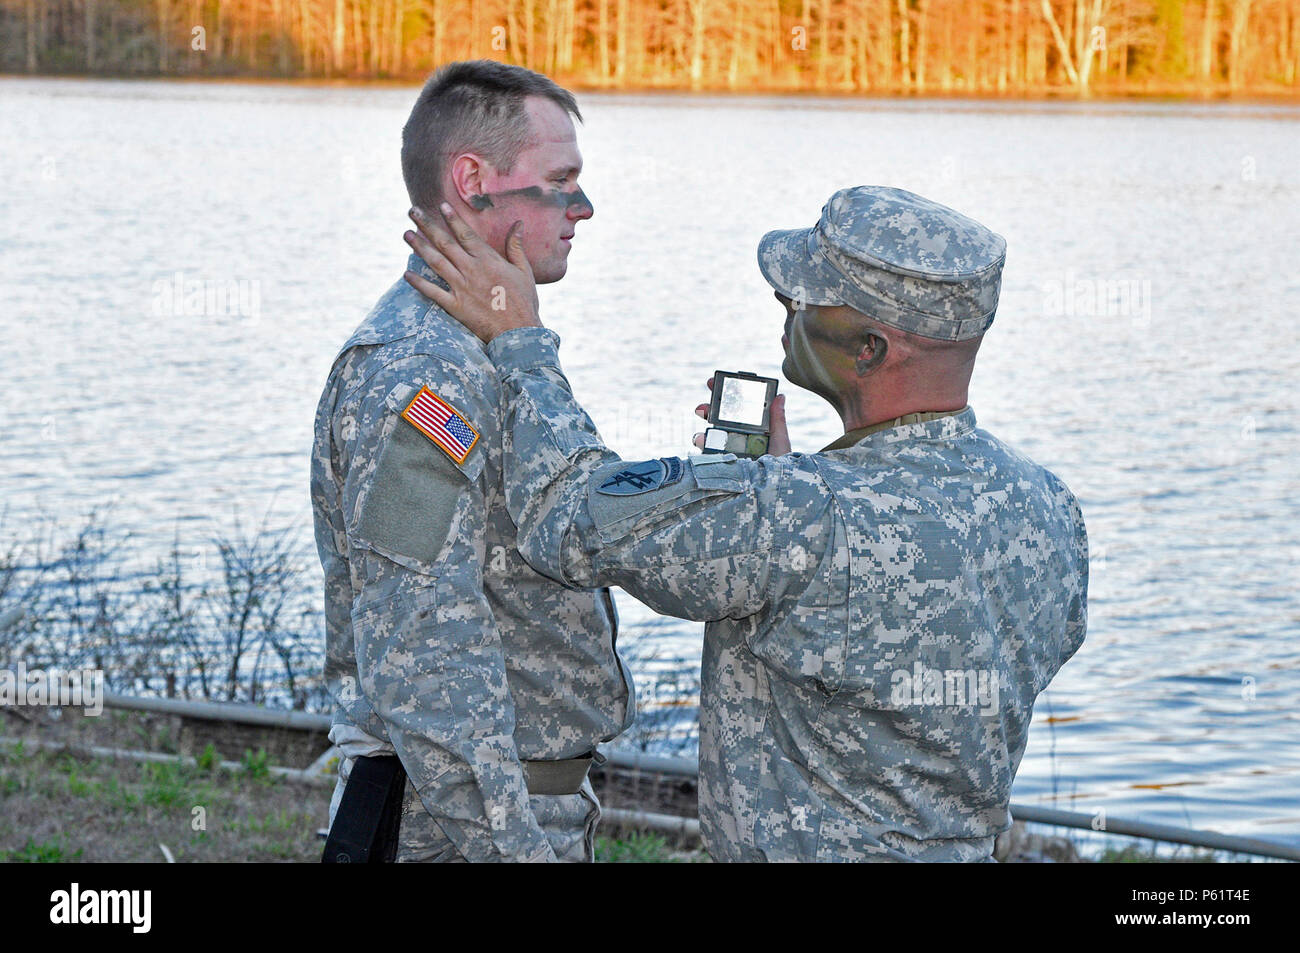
[703,370,779,458]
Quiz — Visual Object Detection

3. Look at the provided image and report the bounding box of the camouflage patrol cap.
[757,186,1007,341]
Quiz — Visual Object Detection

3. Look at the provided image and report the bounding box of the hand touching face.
[404,203,541,344]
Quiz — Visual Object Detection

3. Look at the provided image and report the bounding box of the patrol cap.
[757,186,1007,342]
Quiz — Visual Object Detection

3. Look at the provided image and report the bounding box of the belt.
[521,755,594,796]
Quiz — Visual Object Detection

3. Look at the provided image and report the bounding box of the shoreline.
[4,71,1299,107]
[0,703,1234,863]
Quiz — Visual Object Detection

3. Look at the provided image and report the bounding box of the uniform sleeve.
[338,353,554,863]
[485,328,824,623]
[1049,473,1089,662]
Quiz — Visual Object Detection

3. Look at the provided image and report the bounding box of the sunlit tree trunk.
[727,0,742,87]
[598,0,610,79]
[936,0,950,89]
[775,0,785,82]
[26,0,37,73]
[1117,0,1130,84]
[630,0,644,79]
[997,0,1009,91]
[1227,0,1251,89]
[915,0,927,89]
[1041,0,1081,85]
[525,0,536,68]
[544,0,556,72]
[1076,0,1104,89]
[85,0,97,69]
[392,0,404,74]
[333,0,344,73]
[896,0,910,89]
[615,0,628,80]
[300,0,313,74]
[1198,0,1216,83]
[157,0,171,72]
[505,0,521,65]
[272,0,289,73]
[351,0,363,72]
[689,0,706,89]
[880,0,894,89]
[1011,0,1023,89]
[1027,4,1047,84]
[841,0,855,88]
[1284,0,1294,84]
[563,0,577,72]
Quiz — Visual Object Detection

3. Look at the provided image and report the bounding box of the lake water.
[2,78,1298,851]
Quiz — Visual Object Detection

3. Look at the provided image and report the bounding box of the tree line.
[2,0,1297,95]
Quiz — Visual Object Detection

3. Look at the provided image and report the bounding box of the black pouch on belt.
[321,755,407,863]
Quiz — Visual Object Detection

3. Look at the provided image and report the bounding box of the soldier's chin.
[533,257,567,285]
[781,355,800,389]
[781,357,831,402]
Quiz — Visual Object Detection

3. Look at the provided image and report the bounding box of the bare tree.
[2,0,1297,94]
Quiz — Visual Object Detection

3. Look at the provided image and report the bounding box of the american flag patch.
[401,386,480,464]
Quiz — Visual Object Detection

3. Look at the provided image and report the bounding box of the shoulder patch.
[597,457,684,496]
[400,386,480,464]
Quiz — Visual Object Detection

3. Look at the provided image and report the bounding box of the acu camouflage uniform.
[311,254,634,863]
[482,187,1089,862]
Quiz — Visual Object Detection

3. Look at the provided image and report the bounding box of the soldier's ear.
[855,332,889,376]
[449,153,487,207]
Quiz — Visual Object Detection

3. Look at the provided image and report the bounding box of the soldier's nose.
[567,187,594,220]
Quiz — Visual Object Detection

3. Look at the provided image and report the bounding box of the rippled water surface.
[2,79,1298,849]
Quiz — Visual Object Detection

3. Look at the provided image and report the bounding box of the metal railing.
[58,692,1291,861]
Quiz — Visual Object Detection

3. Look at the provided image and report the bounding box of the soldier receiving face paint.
[315,61,630,864]
[406,186,1088,862]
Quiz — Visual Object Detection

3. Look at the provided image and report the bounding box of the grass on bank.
[595,831,706,863]
[0,740,327,863]
[3,745,1235,863]
[0,740,705,863]
[0,704,1243,864]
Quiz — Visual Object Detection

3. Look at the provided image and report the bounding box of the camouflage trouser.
[329,755,601,862]
[393,775,601,863]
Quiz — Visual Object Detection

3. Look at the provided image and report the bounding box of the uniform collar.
[337,255,467,355]
[821,406,974,451]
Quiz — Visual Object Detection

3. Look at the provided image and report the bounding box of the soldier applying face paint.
[406,186,1089,863]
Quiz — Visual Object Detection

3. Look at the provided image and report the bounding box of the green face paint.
[783,311,843,405]
[471,185,593,215]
